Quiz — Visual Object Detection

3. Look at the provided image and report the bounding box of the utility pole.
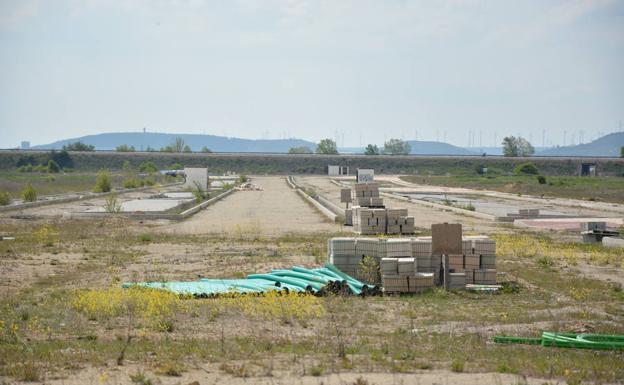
[542,129,545,147]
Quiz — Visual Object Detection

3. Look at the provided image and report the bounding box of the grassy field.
[0,171,174,200]
[0,218,622,384]
[400,174,624,204]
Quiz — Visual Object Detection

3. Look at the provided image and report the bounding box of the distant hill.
[339,141,477,155]
[33,132,317,153]
[537,132,624,157]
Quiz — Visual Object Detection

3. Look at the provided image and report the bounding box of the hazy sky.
[1,0,623,149]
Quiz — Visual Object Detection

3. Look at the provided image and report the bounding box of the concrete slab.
[515,217,623,231]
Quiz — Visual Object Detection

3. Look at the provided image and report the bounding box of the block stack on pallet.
[327,229,498,292]
[342,182,414,235]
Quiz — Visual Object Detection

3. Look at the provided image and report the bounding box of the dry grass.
[0,218,623,383]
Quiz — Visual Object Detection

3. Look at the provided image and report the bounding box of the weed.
[94,169,112,193]
[138,234,152,243]
[21,183,37,202]
[104,194,122,213]
[451,359,464,372]
[0,192,11,205]
[309,365,324,376]
[129,370,153,385]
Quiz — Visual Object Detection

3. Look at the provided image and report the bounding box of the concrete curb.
[67,186,236,221]
[0,182,183,213]
[288,176,338,222]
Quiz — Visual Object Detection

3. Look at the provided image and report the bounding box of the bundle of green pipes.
[494,332,624,350]
[122,263,381,297]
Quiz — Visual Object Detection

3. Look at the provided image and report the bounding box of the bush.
[103,194,122,212]
[169,163,183,170]
[0,192,10,206]
[17,164,33,172]
[47,160,61,173]
[94,170,112,193]
[123,178,145,189]
[21,183,37,202]
[513,162,539,175]
[139,162,158,173]
[33,164,47,173]
[144,176,156,186]
[537,175,546,184]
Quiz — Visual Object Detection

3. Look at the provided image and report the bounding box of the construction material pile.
[328,223,497,293]
[122,264,380,297]
[342,182,414,234]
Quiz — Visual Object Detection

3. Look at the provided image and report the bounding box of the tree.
[621,146,624,158]
[122,160,133,173]
[514,162,539,175]
[62,142,95,151]
[139,162,158,173]
[174,137,185,152]
[364,144,380,155]
[93,170,112,193]
[116,144,135,152]
[200,146,212,153]
[47,160,60,173]
[50,150,73,169]
[183,145,192,153]
[384,139,411,155]
[315,139,338,155]
[502,136,534,157]
[288,146,313,154]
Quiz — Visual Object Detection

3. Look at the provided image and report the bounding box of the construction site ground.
[1,175,623,384]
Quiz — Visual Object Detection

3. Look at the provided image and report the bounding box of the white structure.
[327,165,349,176]
[356,169,374,183]
[184,167,209,190]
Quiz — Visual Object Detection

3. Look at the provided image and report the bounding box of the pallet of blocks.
[353,207,387,235]
[328,238,359,277]
[380,257,435,294]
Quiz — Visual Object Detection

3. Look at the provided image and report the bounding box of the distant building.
[184,167,210,190]
[327,165,349,176]
[356,169,374,183]
[20,141,30,149]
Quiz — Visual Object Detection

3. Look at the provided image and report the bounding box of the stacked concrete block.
[397,258,415,276]
[409,273,435,293]
[449,272,466,290]
[519,208,540,216]
[345,209,353,226]
[381,275,408,293]
[448,254,464,273]
[385,238,412,258]
[340,188,352,203]
[355,238,379,258]
[474,269,497,285]
[380,258,399,275]
[328,238,358,276]
[474,239,496,256]
[463,254,480,284]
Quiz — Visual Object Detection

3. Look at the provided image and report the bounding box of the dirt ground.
[1,174,623,385]
[162,176,341,236]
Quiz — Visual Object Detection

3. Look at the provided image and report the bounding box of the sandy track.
[162,176,341,236]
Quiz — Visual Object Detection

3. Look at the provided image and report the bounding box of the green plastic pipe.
[494,332,624,350]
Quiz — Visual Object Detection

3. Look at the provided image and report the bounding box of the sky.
[1,0,623,149]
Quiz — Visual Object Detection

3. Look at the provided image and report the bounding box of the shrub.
[94,170,112,192]
[513,162,539,175]
[17,164,31,172]
[0,192,11,206]
[144,176,155,186]
[104,194,122,212]
[123,178,145,189]
[47,160,61,173]
[169,163,183,170]
[450,359,464,372]
[139,161,158,173]
[537,175,547,184]
[21,183,37,202]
